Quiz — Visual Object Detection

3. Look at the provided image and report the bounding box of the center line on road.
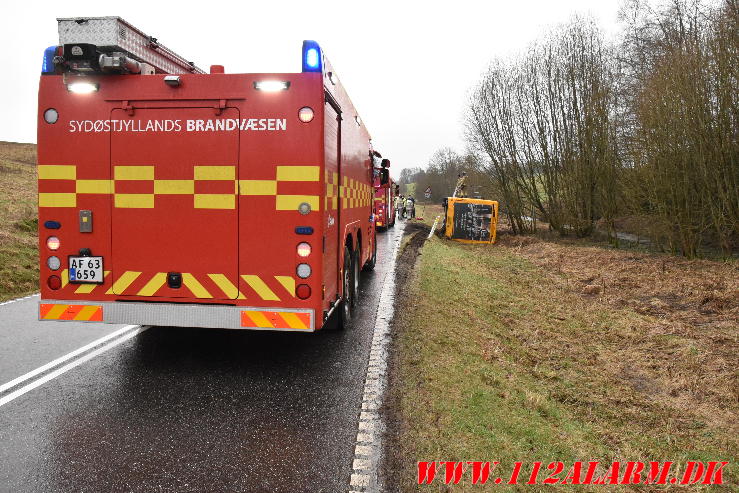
[0,326,150,408]
[0,324,141,394]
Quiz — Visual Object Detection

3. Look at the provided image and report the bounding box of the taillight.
[48,275,62,290]
[296,284,311,299]
[46,236,60,250]
[47,256,61,271]
[297,242,311,257]
[296,263,311,279]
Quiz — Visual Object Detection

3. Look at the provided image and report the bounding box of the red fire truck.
[373,163,396,230]
[37,17,378,331]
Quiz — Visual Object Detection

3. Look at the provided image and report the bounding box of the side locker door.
[323,95,341,311]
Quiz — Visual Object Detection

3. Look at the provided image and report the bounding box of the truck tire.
[352,247,360,300]
[363,236,377,271]
[339,246,355,329]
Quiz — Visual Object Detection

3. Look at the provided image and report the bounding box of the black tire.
[339,245,354,330]
[352,247,360,302]
[363,236,377,271]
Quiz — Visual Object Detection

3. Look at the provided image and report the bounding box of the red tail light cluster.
[296,284,311,299]
[48,275,62,290]
[295,242,312,298]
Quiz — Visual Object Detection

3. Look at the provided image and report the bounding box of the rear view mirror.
[380,169,389,185]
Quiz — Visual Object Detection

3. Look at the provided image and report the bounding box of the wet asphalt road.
[0,223,404,493]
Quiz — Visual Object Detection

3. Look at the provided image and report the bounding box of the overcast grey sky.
[1,1,621,176]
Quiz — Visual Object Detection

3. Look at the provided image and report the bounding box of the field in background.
[0,142,38,301]
[386,206,737,490]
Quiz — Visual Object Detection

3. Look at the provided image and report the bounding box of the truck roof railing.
[56,16,204,75]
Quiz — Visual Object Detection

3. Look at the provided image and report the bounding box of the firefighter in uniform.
[454,172,468,198]
[405,196,415,219]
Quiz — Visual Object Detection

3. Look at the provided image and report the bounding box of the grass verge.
[385,219,737,491]
[0,141,38,301]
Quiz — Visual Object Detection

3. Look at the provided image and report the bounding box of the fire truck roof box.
[57,16,205,74]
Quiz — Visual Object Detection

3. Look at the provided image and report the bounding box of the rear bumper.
[39,300,315,332]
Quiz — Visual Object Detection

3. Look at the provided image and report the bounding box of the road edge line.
[348,227,404,492]
[0,293,40,307]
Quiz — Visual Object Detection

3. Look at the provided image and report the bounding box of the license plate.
[68,256,104,284]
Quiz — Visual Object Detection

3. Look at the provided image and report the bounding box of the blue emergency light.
[302,40,322,72]
[41,46,57,74]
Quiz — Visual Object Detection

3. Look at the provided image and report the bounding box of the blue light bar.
[44,220,61,229]
[302,40,322,73]
[41,46,57,75]
[295,226,314,235]
[306,49,319,68]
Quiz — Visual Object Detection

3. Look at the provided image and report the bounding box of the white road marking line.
[0,293,39,307]
[0,324,141,394]
[350,474,369,487]
[348,227,405,492]
[0,326,149,408]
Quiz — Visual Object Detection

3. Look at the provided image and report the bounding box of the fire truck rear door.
[110,107,240,300]
[323,98,341,304]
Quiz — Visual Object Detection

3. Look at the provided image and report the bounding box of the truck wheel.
[363,237,377,271]
[339,246,354,329]
[352,247,360,301]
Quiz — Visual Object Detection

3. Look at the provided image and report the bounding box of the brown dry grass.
[0,141,37,165]
[0,141,38,300]
[496,233,739,435]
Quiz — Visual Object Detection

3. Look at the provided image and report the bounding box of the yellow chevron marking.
[61,269,69,288]
[241,275,280,301]
[114,194,154,208]
[208,274,244,299]
[75,271,111,294]
[276,166,320,182]
[239,180,277,195]
[275,195,320,211]
[39,193,76,208]
[194,166,235,180]
[194,194,235,209]
[182,273,213,298]
[73,305,100,321]
[154,180,194,194]
[107,271,141,295]
[114,166,154,180]
[38,165,76,180]
[274,276,295,298]
[137,272,168,296]
[76,180,113,194]
[280,312,308,330]
[43,304,68,319]
[244,310,273,328]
